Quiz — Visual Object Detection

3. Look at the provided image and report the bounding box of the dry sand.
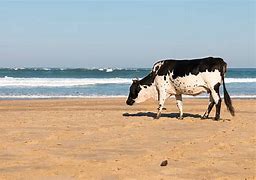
[0,98,255,179]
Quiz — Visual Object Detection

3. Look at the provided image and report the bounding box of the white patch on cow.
[152,61,164,72]
[168,69,222,96]
[155,75,176,95]
[201,69,222,87]
[200,70,222,103]
[171,73,207,95]
[135,85,158,103]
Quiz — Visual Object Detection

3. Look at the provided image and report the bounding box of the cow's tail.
[221,63,235,116]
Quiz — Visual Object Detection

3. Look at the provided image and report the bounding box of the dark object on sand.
[160,160,168,166]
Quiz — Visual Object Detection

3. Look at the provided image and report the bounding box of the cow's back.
[153,57,226,78]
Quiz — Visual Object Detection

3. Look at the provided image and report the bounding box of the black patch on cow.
[164,76,166,81]
[139,72,155,86]
[214,82,221,92]
[128,81,142,100]
[155,65,159,71]
[156,57,226,79]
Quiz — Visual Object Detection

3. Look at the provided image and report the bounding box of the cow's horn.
[132,78,139,83]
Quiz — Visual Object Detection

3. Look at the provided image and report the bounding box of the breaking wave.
[225,78,256,83]
[0,77,132,87]
[0,77,255,88]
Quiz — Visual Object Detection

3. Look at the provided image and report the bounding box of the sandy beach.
[0,98,255,179]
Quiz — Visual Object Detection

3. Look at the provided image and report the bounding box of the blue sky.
[0,0,255,68]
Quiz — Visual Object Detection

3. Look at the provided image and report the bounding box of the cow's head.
[126,78,157,106]
[126,79,141,105]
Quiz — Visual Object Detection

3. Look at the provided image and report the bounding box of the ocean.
[0,68,255,99]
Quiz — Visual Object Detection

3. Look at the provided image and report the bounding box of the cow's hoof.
[214,117,220,121]
[201,115,208,119]
[154,114,160,119]
[177,117,183,120]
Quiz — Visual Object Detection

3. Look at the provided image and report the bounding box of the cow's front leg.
[155,90,167,119]
[155,104,163,119]
[175,94,183,119]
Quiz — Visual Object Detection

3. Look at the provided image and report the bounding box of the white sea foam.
[97,68,117,72]
[106,68,113,72]
[225,78,256,83]
[0,77,255,88]
[13,67,26,70]
[0,95,127,99]
[0,77,132,87]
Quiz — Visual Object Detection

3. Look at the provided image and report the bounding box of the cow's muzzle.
[126,98,135,106]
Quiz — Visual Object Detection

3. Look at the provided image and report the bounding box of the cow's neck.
[136,83,158,103]
[139,72,155,86]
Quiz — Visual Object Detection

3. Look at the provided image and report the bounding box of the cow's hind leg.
[202,94,214,119]
[213,83,222,120]
[208,83,222,120]
[175,94,183,119]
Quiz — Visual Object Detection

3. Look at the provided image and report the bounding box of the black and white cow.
[126,57,235,120]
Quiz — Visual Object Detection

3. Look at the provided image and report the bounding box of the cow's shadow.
[123,112,202,119]
[123,112,231,121]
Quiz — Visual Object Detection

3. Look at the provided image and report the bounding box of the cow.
[126,57,235,120]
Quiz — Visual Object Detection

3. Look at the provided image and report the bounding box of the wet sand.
[0,98,255,179]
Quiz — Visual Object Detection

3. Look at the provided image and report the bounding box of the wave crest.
[0,77,255,88]
[0,78,132,87]
[225,78,256,83]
